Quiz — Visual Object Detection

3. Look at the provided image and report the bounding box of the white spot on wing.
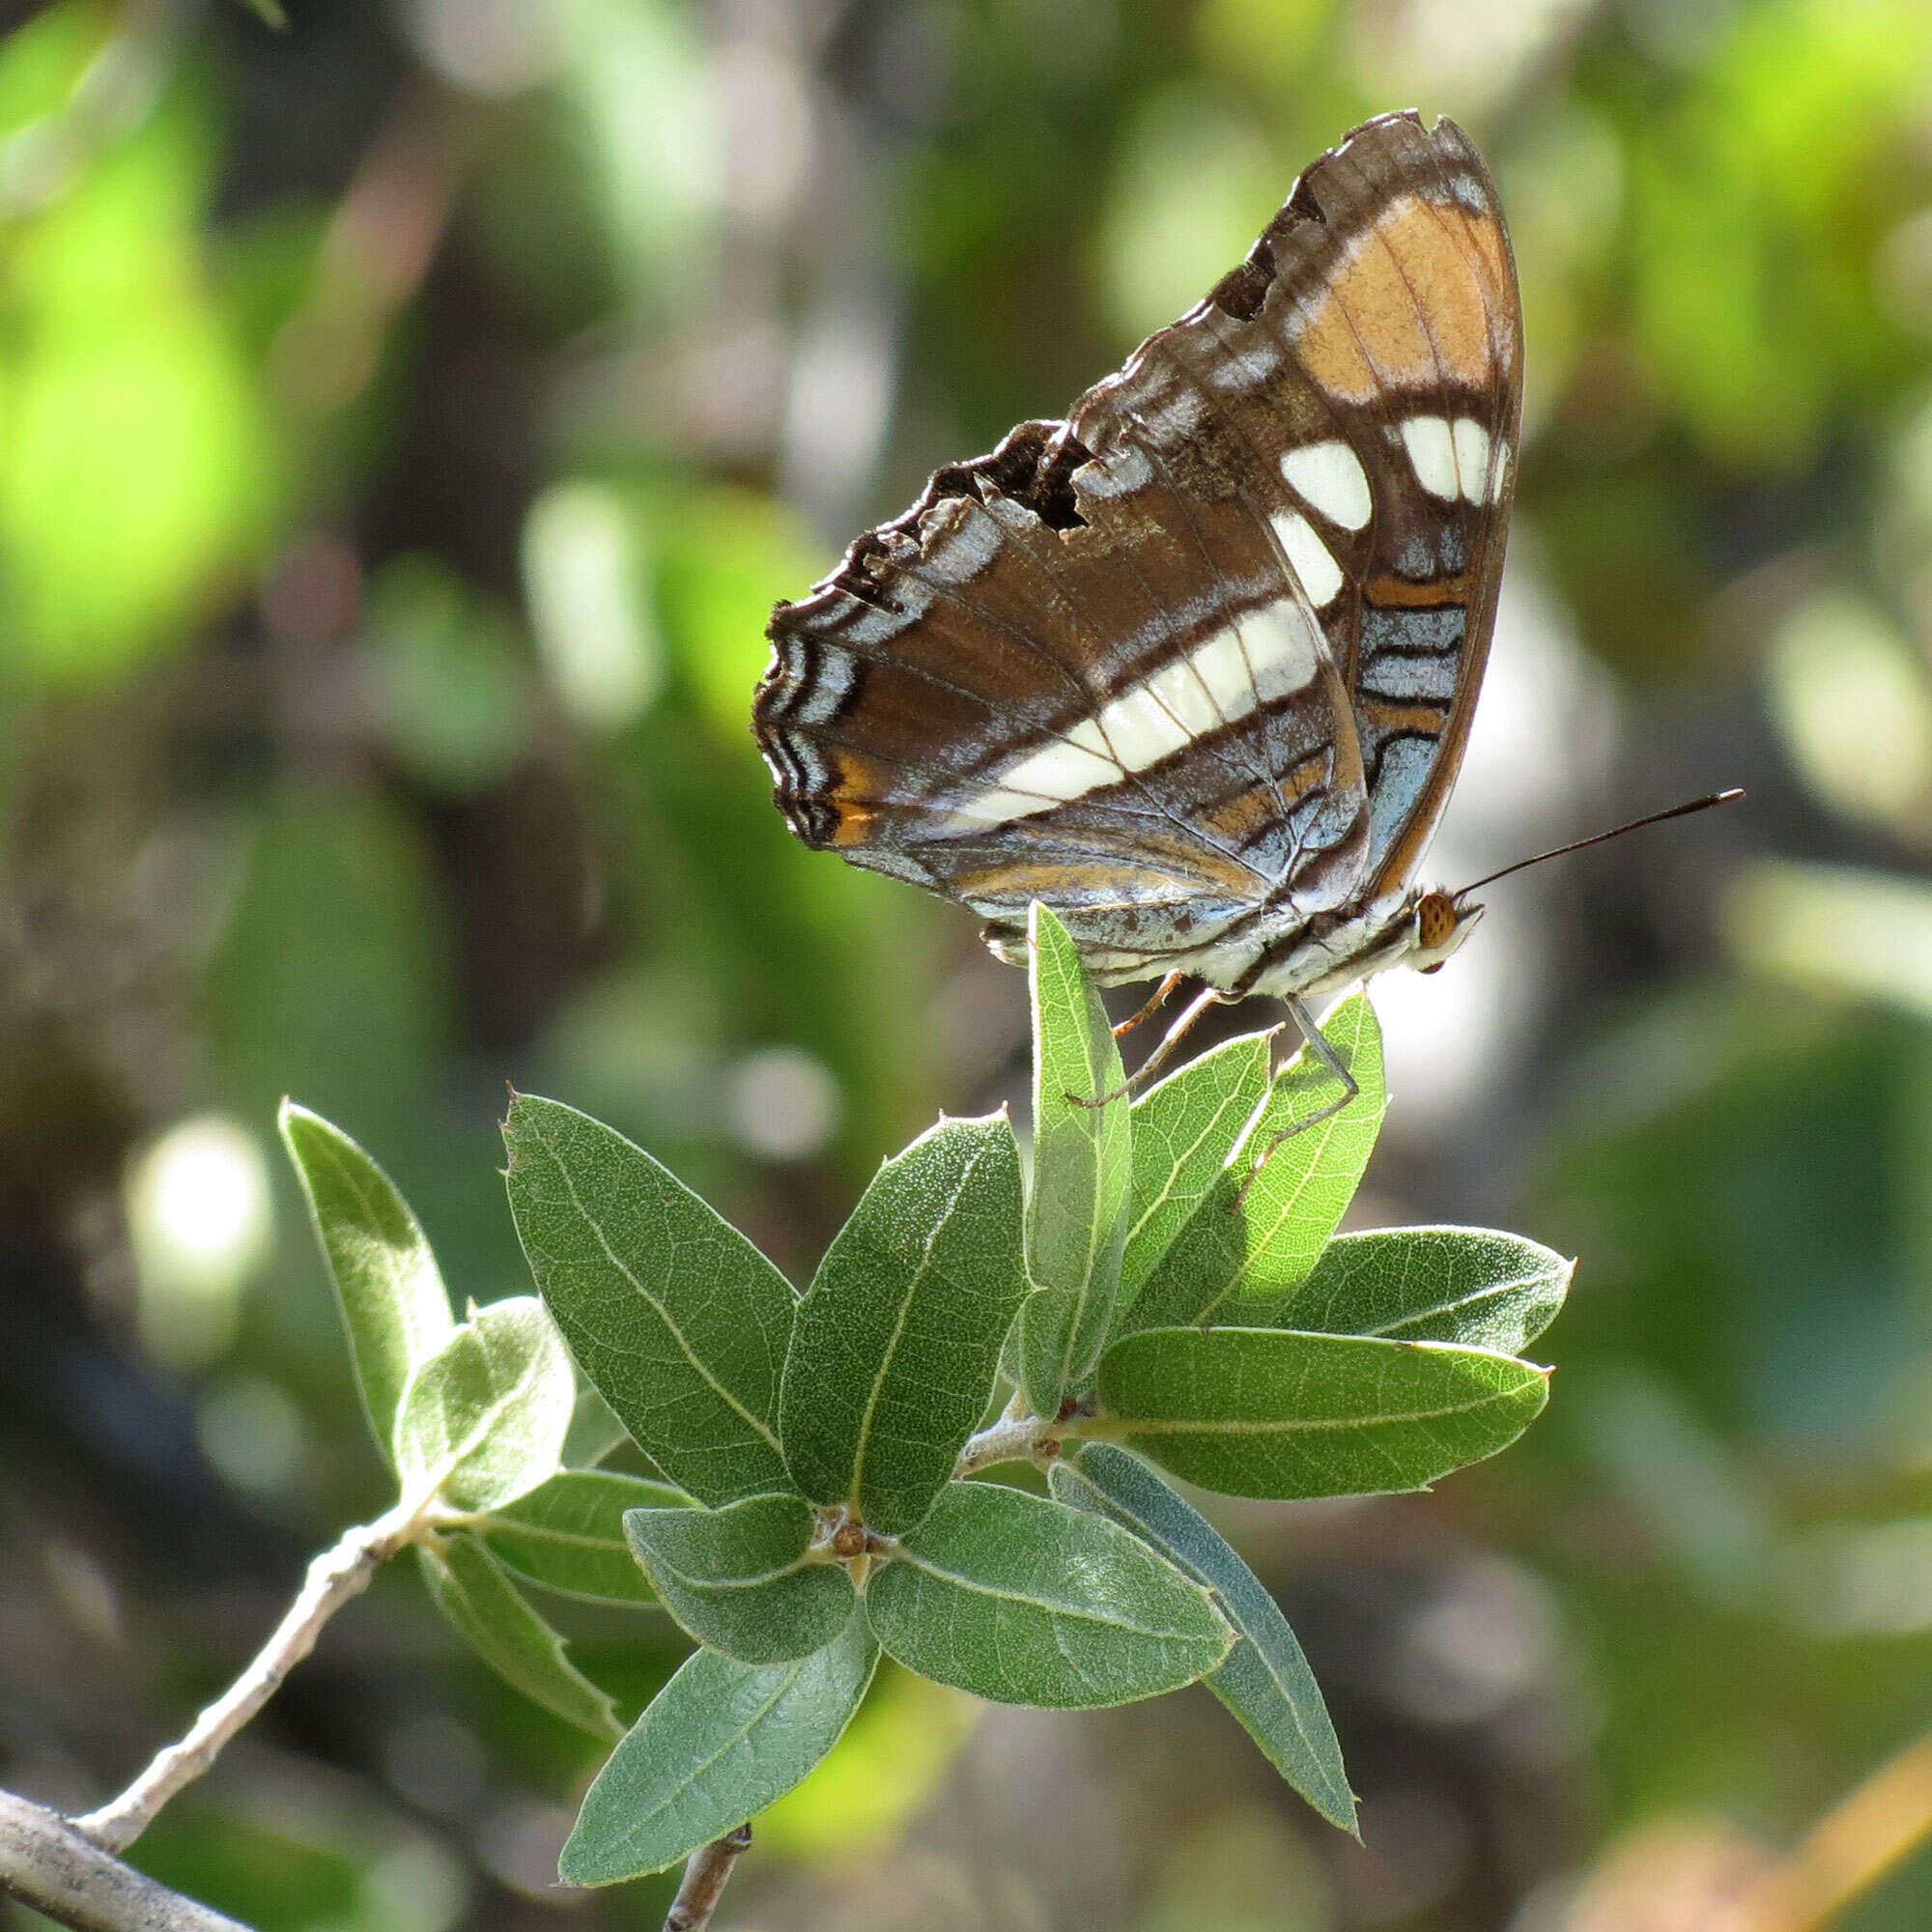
[1099,681,1192,774]
[955,724,1123,823]
[1489,438,1511,503]
[1270,511,1345,608]
[1400,415,1461,501]
[1281,440,1373,531]
[1451,418,1492,504]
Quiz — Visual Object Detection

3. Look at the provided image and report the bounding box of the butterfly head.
[1411,888,1483,976]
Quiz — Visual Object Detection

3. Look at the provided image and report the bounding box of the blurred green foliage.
[6,0,1932,1926]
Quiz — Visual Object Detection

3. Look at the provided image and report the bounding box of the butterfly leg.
[1232,996,1359,1206]
[1069,984,1222,1108]
[1112,970,1184,1040]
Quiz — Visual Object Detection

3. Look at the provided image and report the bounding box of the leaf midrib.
[892,1544,1211,1640]
[844,1141,989,1512]
[1107,1381,1540,1436]
[1061,1466,1337,1775]
[529,1113,783,1457]
[600,1662,805,1861]
[1192,1085,1375,1326]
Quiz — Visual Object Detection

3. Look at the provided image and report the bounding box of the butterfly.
[754,110,1522,1134]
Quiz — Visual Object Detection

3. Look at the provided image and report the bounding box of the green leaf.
[625,1492,857,1664]
[278,1100,454,1468]
[560,1611,878,1885]
[1124,993,1386,1333]
[865,1481,1231,1707]
[561,1382,631,1469]
[779,1113,1025,1535]
[479,1469,687,1606]
[503,1094,794,1506]
[1121,1032,1273,1313]
[1052,1444,1355,1831]
[1279,1227,1573,1353]
[1018,901,1131,1415]
[396,1297,574,1512]
[418,1535,621,1740]
[1094,1326,1548,1500]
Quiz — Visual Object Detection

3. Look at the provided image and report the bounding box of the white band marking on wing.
[944,596,1321,826]
[1270,511,1346,609]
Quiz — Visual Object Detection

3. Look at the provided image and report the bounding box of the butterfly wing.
[1094,110,1523,903]
[755,111,1521,987]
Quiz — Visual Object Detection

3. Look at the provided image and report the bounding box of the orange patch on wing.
[1364,573,1471,608]
[1375,197,1492,388]
[1358,699,1450,736]
[1293,193,1500,398]
[1449,204,1512,304]
[829,753,883,844]
[956,860,1177,901]
[1198,784,1279,844]
[1198,751,1328,845]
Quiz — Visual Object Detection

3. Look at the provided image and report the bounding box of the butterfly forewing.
[755,110,1523,992]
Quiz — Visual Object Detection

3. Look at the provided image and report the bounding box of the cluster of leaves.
[280,905,1570,1891]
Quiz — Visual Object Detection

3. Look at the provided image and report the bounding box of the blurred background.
[4,0,1932,1925]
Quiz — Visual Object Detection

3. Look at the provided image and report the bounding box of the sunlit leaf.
[1125,993,1385,1333]
[418,1534,620,1740]
[1121,1032,1273,1314]
[1278,1227,1573,1354]
[1053,1443,1354,1831]
[625,1492,856,1663]
[1017,902,1130,1414]
[779,1113,1025,1535]
[503,1094,794,1505]
[278,1100,454,1469]
[1094,1326,1548,1499]
[396,1297,575,1512]
[560,1612,878,1885]
[865,1481,1231,1707]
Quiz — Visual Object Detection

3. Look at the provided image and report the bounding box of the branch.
[664,1826,753,1932]
[0,1790,251,1932]
[73,1495,424,1854]
[1731,1727,1932,1932]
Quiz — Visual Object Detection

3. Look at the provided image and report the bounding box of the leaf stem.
[953,1411,1058,1478]
[73,1492,429,1854]
[664,1825,753,1932]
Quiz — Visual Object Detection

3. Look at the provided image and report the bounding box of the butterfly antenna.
[1453,788,1745,902]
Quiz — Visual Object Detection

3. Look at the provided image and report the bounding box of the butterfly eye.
[1415,890,1460,952]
